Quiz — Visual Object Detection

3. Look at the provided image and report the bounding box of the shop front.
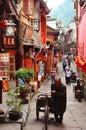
[2,19,17,79]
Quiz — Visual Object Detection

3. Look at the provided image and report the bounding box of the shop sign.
[2,35,16,48]
[24,26,33,40]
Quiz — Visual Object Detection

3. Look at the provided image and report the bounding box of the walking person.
[67,54,72,68]
[51,78,67,125]
[65,67,71,85]
[54,55,59,74]
[62,59,67,72]
[51,68,56,84]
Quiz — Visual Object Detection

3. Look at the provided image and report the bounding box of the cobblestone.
[0,61,86,130]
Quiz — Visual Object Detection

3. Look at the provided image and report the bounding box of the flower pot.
[20,89,28,99]
[20,93,28,99]
[9,111,23,120]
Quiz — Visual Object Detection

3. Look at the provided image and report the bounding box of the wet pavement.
[0,61,86,130]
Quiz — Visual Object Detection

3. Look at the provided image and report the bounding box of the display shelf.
[0,53,10,78]
[10,55,15,75]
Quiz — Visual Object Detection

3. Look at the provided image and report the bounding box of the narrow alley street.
[0,1,86,130]
[24,61,86,130]
[1,61,86,130]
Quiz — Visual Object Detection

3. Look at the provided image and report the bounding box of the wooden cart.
[36,93,53,130]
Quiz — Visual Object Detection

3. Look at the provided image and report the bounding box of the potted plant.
[6,87,23,120]
[15,68,35,98]
[19,86,29,99]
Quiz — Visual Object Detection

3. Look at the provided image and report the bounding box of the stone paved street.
[0,61,86,130]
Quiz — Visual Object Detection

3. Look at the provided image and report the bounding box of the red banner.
[2,35,16,48]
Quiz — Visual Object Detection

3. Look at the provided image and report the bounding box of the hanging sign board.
[2,35,16,48]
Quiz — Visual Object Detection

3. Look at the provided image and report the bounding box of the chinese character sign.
[2,36,15,48]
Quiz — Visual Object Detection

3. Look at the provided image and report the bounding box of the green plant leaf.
[15,68,35,83]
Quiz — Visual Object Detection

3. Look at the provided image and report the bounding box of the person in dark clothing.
[75,78,82,99]
[51,78,67,125]
[67,54,72,68]
[62,59,67,71]
[51,68,56,84]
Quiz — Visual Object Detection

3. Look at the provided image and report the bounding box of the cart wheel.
[44,105,48,130]
[36,103,39,120]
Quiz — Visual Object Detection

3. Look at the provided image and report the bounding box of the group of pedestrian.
[62,54,72,72]
[61,54,73,85]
